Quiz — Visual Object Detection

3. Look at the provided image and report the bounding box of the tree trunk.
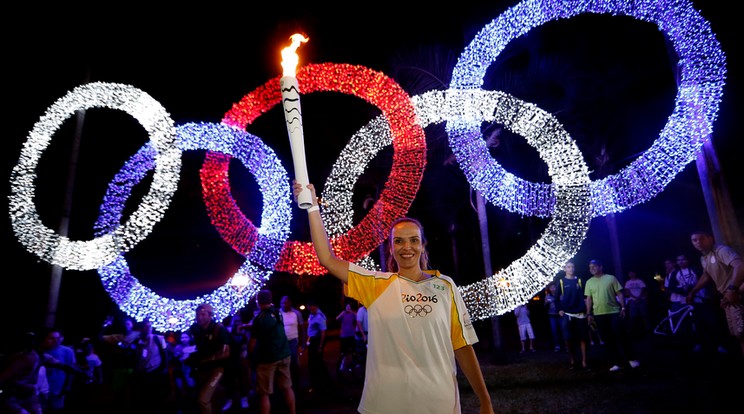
[475,191,507,364]
[696,139,744,253]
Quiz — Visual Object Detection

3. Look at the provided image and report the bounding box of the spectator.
[305,300,330,394]
[171,331,197,412]
[678,252,729,354]
[0,331,88,414]
[336,301,358,372]
[131,319,169,413]
[37,327,76,414]
[666,256,698,315]
[98,316,141,411]
[222,312,251,412]
[186,303,232,414]
[544,281,563,351]
[68,338,103,411]
[514,304,536,353]
[355,304,368,362]
[557,260,590,370]
[279,295,305,389]
[585,259,640,372]
[687,229,744,359]
[624,270,649,338]
[248,289,296,414]
[662,258,679,312]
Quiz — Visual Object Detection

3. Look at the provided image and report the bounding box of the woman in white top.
[294,181,493,414]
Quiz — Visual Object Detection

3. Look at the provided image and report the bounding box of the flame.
[280,33,309,77]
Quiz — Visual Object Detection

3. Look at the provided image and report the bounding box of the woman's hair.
[385,217,430,272]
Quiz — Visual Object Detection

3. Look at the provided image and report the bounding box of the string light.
[449,0,726,218]
[94,122,290,332]
[8,82,181,270]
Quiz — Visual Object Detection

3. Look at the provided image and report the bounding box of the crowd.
[510,228,743,374]
[1,227,741,414]
[0,292,370,414]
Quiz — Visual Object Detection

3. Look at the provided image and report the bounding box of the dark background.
[2,1,741,344]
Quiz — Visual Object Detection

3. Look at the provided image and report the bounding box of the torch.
[280,33,313,209]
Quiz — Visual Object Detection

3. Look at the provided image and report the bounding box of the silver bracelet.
[307,205,320,213]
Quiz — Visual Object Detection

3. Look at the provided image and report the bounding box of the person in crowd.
[585,259,640,372]
[186,303,232,414]
[557,260,590,370]
[37,364,49,410]
[687,229,744,359]
[305,300,330,394]
[544,281,563,351]
[222,312,251,412]
[355,304,369,364]
[171,331,197,413]
[98,316,141,411]
[294,181,493,414]
[0,330,88,414]
[68,338,103,411]
[335,301,358,372]
[624,270,649,338]
[131,318,169,413]
[675,252,729,354]
[37,327,76,414]
[78,339,103,386]
[249,289,296,414]
[666,256,698,316]
[662,258,678,311]
[279,295,305,389]
[514,303,536,354]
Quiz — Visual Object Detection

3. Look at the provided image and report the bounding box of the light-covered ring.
[9,82,181,270]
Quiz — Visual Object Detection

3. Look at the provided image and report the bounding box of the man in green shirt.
[249,290,296,414]
[585,259,640,372]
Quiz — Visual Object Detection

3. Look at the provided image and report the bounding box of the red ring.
[203,63,426,274]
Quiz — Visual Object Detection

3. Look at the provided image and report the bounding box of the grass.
[459,334,741,414]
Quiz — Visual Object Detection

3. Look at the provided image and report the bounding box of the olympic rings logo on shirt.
[8,0,726,330]
[405,304,433,318]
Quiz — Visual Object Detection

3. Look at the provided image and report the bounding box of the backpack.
[559,277,581,295]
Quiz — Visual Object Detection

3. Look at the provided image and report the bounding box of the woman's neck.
[399,269,429,282]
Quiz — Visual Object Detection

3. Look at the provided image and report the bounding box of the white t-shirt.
[356,305,368,333]
[624,279,646,301]
[281,308,301,341]
[665,268,697,304]
[346,263,478,414]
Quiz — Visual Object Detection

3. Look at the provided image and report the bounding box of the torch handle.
[281,76,314,209]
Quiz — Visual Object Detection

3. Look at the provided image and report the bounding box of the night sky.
[2,1,741,343]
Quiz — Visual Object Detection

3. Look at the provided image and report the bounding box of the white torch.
[280,33,313,209]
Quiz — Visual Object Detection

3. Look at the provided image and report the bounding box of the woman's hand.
[292,180,317,204]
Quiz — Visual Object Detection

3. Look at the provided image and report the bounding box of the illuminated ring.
[329,89,592,319]
[207,63,426,275]
[94,122,290,332]
[448,0,726,218]
[9,82,181,270]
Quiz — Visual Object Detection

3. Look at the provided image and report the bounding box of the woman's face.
[180,333,190,344]
[390,221,423,270]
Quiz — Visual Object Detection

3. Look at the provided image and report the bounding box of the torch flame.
[281,33,309,77]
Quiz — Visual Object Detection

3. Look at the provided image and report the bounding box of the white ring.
[325,89,592,318]
[9,82,181,270]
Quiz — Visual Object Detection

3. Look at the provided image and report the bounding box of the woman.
[294,181,493,414]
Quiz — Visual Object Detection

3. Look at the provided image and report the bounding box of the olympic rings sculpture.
[8,0,725,328]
